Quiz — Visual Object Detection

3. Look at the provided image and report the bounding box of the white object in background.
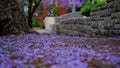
[44,17,55,32]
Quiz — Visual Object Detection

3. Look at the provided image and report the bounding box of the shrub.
[80,0,91,16]
[32,17,40,27]
[80,0,107,16]
[92,0,107,9]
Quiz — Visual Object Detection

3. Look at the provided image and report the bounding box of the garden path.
[33,27,49,34]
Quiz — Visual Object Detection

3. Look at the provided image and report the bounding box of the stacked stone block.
[90,0,120,37]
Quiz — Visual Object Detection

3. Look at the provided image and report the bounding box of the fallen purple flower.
[0,34,120,68]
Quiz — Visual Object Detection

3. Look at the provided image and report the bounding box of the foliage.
[53,6,58,16]
[92,0,107,9]
[80,0,91,16]
[80,0,107,16]
[32,17,40,27]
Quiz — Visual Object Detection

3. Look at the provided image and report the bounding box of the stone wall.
[58,0,120,37]
[54,12,83,34]
[59,17,91,36]
[91,0,120,37]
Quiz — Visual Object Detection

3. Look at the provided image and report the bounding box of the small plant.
[53,6,58,16]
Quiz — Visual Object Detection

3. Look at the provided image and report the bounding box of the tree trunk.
[28,0,33,28]
[0,0,35,36]
[28,0,41,28]
[28,14,33,28]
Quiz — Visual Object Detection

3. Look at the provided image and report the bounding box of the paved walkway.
[33,27,49,34]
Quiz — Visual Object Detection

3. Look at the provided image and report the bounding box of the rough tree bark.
[0,0,35,36]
